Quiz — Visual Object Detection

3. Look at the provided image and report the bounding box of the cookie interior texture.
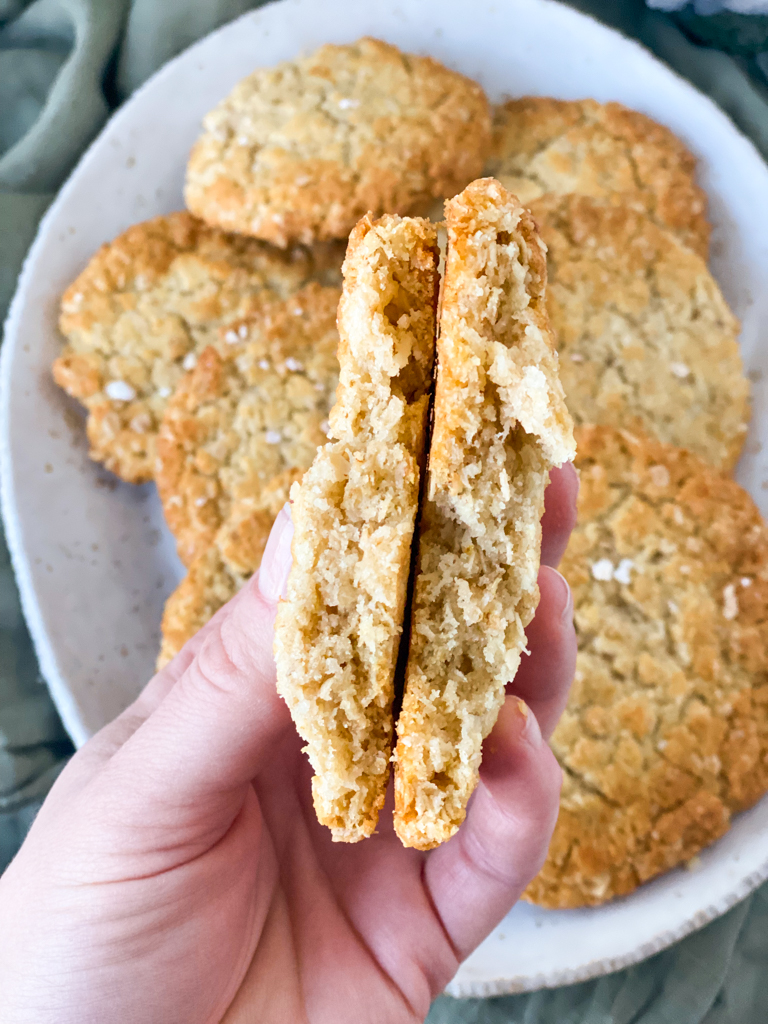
[486,97,710,258]
[274,214,440,842]
[531,193,748,471]
[526,425,768,908]
[53,211,344,482]
[156,282,340,572]
[185,37,491,247]
[393,179,576,851]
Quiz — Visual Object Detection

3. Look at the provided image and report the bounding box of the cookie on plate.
[531,193,748,472]
[526,425,768,908]
[486,97,710,258]
[156,282,340,573]
[393,179,575,851]
[53,211,343,482]
[185,37,491,247]
[274,213,440,842]
[157,548,244,669]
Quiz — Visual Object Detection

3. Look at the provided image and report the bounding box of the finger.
[540,462,578,568]
[72,506,295,780]
[512,565,576,740]
[425,697,562,960]
[136,502,293,715]
[140,590,246,706]
[56,564,252,794]
[94,505,295,752]
[94,510,295,823]
[73,588,247,776]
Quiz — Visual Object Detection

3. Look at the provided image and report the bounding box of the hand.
[0,465,578,1024]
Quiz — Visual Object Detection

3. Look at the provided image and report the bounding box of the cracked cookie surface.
[185,37,490,247]
[525,425,768,908]
[156,282,340,574]
[486,97,710,257]
[531,193,748,472]
[53,211,343,482]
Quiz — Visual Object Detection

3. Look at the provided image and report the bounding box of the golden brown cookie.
[185,37,490,247]
[531,193,748,472]
[274,214,440,842]
[393,179,575,851]
[525,425,768,908]
[156,282,341,574]
[486,97,710,257]
[53,211,343,482]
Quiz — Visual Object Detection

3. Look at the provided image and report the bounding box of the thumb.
[99,507,295,820]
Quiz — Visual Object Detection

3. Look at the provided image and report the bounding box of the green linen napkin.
[2,2,768,1019]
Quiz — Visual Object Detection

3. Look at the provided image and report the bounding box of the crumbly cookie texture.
[393,179,576,851]
[156,282,340,574]
[185,37,491,247]
[531,193,748,472]
[486,97,710,258]
[157,548,245,669]
[274,214,440,842]
[526,425,768,909]
[53,211,344,482]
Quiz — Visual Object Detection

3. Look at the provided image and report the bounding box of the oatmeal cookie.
[525,425,768,908]
[53,211,343,482]
[486,97,710,257]
[185,37,490,247]
[274,214,440,842]
[393,179,575,851]
[156,282,340,574]
[531,193,748,472]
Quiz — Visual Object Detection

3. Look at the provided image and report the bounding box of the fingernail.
[501,700,544,749]
[258,505,294,604]
[511,698,543,748]
[552,568,573,624]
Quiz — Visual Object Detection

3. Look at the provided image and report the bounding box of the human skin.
[0,465,578,1024]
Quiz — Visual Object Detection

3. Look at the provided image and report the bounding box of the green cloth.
[2,1,768,1019]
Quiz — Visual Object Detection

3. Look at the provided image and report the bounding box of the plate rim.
[450,860,768,996]
[3,0,768,998]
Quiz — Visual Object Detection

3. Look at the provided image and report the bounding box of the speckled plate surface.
[3,0,768,997]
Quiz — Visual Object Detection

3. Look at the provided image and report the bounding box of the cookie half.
[156,282,340,573]
[393,179,576,851]
[486,97,710,258]
[532,193,748,472]
[274,214,440,842]
[185,37,490,247]
[53,211,343,482]
[526,425,768,908]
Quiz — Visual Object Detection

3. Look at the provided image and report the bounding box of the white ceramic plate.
[4,0,768,998]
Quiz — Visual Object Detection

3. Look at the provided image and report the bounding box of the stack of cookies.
[52,38,768,904]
